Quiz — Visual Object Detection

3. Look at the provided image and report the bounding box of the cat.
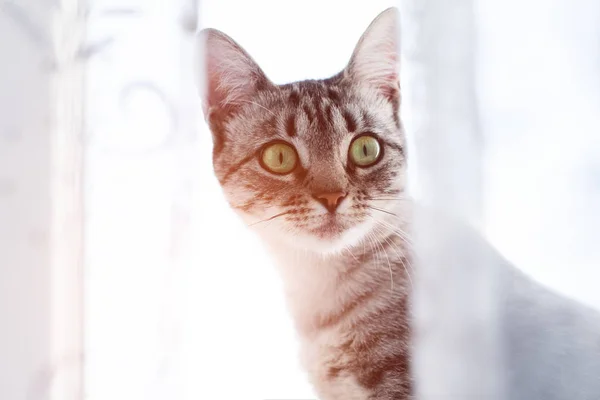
[195,7,600,400]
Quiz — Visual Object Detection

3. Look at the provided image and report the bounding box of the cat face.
[197,8,405,253]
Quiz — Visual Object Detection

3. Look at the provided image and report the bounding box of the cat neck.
[262,221,412,338]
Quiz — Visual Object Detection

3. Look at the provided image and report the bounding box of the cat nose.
[313,191,347,213]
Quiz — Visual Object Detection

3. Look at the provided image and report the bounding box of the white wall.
[0,2,53,397]
[84,2,196,400]
[0,1,84,399]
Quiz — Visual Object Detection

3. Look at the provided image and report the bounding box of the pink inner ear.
[347,11,399,101]
[378,52,399,97]
[202,29,267,113]
[356,58,399,102]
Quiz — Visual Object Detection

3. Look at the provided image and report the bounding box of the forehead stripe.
[315,99,329,131]
[288,90,300,107]
[325,103,335,126]
[327,87,341,104]
[361,110,375,128]
[285,114,297,137]
[343,109,358,132]
[302,103,314,121]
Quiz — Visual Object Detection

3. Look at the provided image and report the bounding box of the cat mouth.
[312,215,348,239]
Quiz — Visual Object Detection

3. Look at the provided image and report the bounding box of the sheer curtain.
[405,0,600,397]
[478,0,600,307]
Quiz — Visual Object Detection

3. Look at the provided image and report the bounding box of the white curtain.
[478,0,600,307]
[401,0,504,397]
[405,0,600,397]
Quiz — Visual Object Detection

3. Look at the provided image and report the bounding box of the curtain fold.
[401,0,505,398]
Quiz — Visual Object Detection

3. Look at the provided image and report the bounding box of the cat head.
[196,8,406,254]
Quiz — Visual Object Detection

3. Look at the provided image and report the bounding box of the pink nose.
[313,191,347,213]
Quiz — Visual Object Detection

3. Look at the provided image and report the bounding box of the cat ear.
[345,7,400,101]
[196,28,270,118]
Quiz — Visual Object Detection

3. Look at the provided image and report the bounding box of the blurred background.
[0,0,599,399]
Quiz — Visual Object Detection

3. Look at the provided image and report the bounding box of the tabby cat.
[196,7,600,400]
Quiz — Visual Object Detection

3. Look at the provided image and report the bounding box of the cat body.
[196,7,600,400]
[500,259,600,399]
[414,206,600,400]
[265,221,412,399]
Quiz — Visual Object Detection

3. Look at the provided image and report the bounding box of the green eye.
[260,142,298,174]
[349,135,382,167]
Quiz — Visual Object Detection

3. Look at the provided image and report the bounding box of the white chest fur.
[266,245,388,400]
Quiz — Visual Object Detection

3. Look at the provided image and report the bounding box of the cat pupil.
[363,144,368,157]
[279,152,283,164]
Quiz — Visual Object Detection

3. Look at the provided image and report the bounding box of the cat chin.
[236,207,376,255]
[259,219,374,256]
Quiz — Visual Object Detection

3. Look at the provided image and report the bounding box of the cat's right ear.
[344,8,400,102]
[195,28,270,120]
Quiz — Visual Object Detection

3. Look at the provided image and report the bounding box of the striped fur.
[198,8,412,399]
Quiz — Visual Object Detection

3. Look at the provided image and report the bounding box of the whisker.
[378,231,415,284]
[375,223,415,289]
[367,231,393,291]
[367,206,412,241]
[373,226,395,291]
[375,226,414,278]
[373,226,399,291]
[376,218,413,246]
[367,205,399,218]
[247,211,290,227]
[368,198,408,201]
[366,231,381,269]
[343,247,360,262]
[238,99,276,117]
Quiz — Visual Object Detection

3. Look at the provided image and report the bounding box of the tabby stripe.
[301,103,312,121]
[220,153,256,185]
[233,201,254,213]
[380,139,404,157]
[361,110,375,129]
[293,165,308,181]
[325,104,335,126]
[209,118,227,159]
[315,99,329,131]
[285,114,297,137]
[315,287,380,330]
[265,115,278,135]
[327,87,341,105]
[289,90,300,107]
[343,109,358,132]
[344,162,358,180]
[212,134,226,160]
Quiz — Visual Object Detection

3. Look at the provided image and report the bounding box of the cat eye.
[349,135,382,167]
[260,142,298,174]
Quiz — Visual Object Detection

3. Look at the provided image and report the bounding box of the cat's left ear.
[195,28,271,119]
[345,7,400,102]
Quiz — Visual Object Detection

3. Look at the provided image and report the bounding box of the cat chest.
[300,327,374,400]
[298,314,412,400]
